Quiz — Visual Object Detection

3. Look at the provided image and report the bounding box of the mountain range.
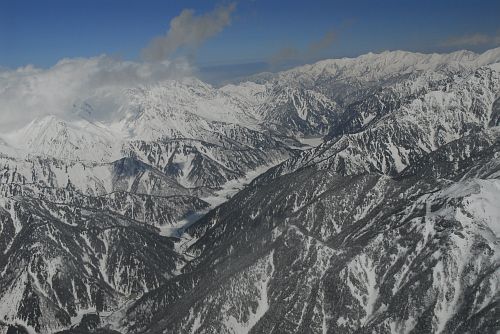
[1,47,500,334]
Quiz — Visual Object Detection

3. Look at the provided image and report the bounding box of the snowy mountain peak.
[259,47,500,86]
[5,114,121,162]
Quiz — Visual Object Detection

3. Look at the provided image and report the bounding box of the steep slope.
[120,125,500,334]
[117,78,262,141]
[117,63,500,333]
[265,66,500,179]
[0,153,211,333]
[0,192,185,334]
[0,77,295,334]
[221,83,341,137]
[122,129,500,334]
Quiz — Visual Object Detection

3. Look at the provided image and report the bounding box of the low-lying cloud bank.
[0,4,237,133]
[0,56,193,131]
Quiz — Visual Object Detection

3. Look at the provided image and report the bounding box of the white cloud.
[0,56,193,131]
[0,4,238,133]
[141,3,236,61]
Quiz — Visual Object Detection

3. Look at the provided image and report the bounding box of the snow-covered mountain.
[119,54,500,334]
[8,116,121,162]
[251,48,500,85]
[1,47,500,334]
[0,77,298,334]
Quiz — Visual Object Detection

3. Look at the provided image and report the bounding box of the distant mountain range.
[1,47,500,334]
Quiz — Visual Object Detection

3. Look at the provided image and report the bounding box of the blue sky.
[1,0,500,70]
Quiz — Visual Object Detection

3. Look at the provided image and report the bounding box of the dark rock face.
[124,131,294,190]
[126,156,500,333]
[4,325,30,334]
[256,86,341,137]
[0,189,185,332]
[55,313,121,334]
